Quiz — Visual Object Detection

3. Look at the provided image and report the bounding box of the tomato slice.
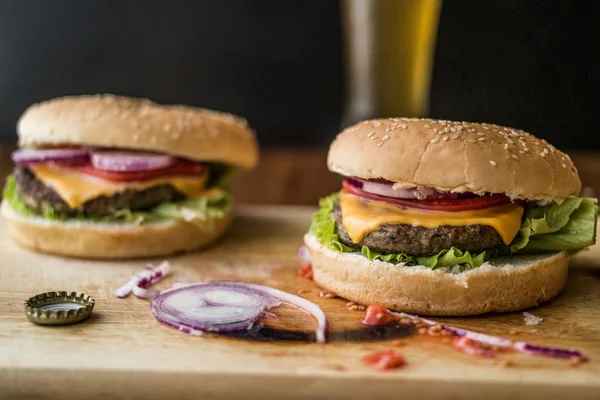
[342,180,516,211]
[69,159,206,182]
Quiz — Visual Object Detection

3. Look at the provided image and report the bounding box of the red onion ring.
[114,261,171,299]
[391,311,587,360]
[11,148,89,165]
[91,151,175,172]
[150,281,328,343]
[346,178,460,200]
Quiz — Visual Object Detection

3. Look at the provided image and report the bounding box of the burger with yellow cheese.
[304,118,598,316]
[1,94,259,259]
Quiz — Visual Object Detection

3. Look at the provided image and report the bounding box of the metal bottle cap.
[24,291,95,326]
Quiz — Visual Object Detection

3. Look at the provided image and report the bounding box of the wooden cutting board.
[0,205,599,400]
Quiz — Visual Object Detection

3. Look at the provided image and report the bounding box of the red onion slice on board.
[91,151,175,172]
[150,281,328,343]
[11,148,89,165]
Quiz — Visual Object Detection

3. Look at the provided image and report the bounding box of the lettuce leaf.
[308,192,490,269]
[507,197,598,253]
[2,174,232,229]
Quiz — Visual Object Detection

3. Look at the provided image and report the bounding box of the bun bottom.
[1,201,233,259]
[304,234,569,316]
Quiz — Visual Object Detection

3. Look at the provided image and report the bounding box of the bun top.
[17,94,259,169]
[327,118,581,202]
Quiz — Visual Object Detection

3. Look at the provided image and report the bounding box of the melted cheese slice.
[29,164,208,208]
[340,191,524,245]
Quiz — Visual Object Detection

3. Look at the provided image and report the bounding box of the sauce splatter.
[362,350,406,371]
[298,264,313,280]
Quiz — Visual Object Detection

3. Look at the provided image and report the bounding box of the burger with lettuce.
[1,94,258,259]
[304,118,598,316]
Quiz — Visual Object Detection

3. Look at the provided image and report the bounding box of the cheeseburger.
[1,94,259,259]
[304,118,598,316]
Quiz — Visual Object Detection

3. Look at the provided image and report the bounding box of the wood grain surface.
[1,146,599,205]
[0,205,599,400]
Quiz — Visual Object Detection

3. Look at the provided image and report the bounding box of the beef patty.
[333,200,504,256]
[14,166,184,217]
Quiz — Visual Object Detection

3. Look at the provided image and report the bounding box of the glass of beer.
[340,0,443,127]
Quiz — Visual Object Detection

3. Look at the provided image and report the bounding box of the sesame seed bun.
[304,234,569,316]
[328,118,581,203]
[1,200,233,259]
[17,94,259,169]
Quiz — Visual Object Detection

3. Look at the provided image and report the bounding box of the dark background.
[0,1,598,150]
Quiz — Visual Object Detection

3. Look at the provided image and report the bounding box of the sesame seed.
[450,127,457,132]
[367,131,376,138]
[541,152,546,157]
[442,135,449,141]
[440,121,447,126]
[430,138,439,144]
[507,138,514,144]
[561,163,567,168]
[483,126,489,130]
[377,142,384,147]
[478,137,485,141]
[456,126,463,131]
[490,160,497,166]
[444,127,450,133]
[504,144,509,150]
[424,124,431,128]
[519,150,526,154]
[550,147,555,153]
[382,134,390,141]
[469,128,477,132]
[477,132,486,136]
[512,154,519,160]
[433,128,439,133]
[469,139,478,143]
[385,127,391,132]
[430,121,438,124]
[561,156,565,160]
[373,121,382,127]
[451,134,459,140]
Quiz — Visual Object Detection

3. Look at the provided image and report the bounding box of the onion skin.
[114,261,171,298]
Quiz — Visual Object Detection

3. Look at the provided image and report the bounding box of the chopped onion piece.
[114,261,171,298]
[297,245,310,263]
